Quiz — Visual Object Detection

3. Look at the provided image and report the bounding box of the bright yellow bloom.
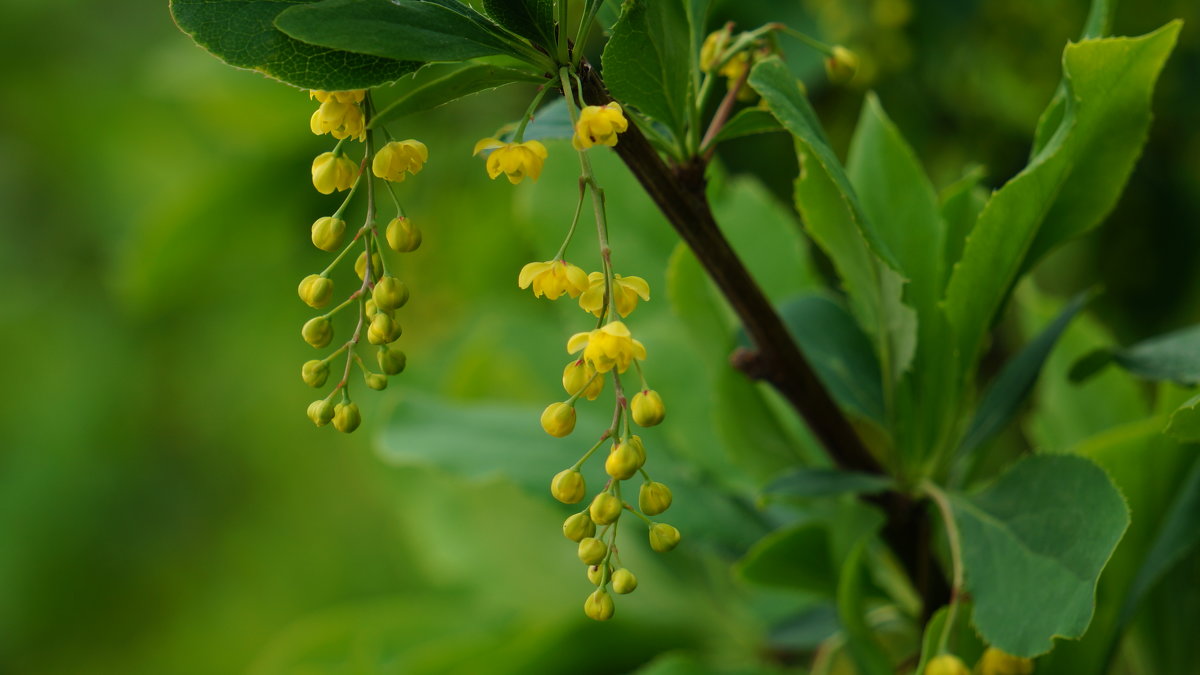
[579,272,650,317]
[372,139,428,182]
[567,321,647,374]
[311,152,358,194]
[309,99,365,140]
[309,89,365,104]
[572,102,629,150]
[473,138,548,184]
[975,648,1033,675]
[518,260,589,299]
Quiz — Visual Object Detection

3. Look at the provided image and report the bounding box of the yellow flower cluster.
[518,260,589,299]
[928,647,1034,675]
[567,321,646,375]
[372,140,428,183]
[472,138,548,184]
[572,102,628,150]
[309,89,366,141]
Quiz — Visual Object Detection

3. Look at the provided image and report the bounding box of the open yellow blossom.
[572,102,629,150]
[309,90,365,104]
[311,152,358,194]
[519,260,589,299]
[579,272,650,317]
[567,321,647,374]
[473,138,548,184]
[373,139,428,182]
[309,99,365,140]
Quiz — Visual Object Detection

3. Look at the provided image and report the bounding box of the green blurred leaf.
[938,165,988,285]
[944,23,1180,373]
[914,602,985,675]
[950,454,1130,657]
[501,96,574,142]
[958,290,1093,456]
[482,0,555,49]
[836,538,892,675]
[371,63,545,128]
[602,0,692,147]
[1112,323,1200,386]
[1165,393,1200,440]
[275,0,535,64]
[170,0,420,89]
[737,522,837,591]
[764,468,893,499]
[709,108,783,145]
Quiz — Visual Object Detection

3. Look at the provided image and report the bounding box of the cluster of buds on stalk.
[298,89,425,432]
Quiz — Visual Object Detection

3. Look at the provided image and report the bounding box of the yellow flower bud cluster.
[297,89,427,433]
[924,647,1033,675]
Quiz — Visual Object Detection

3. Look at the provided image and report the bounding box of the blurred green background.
[0,1,1196,673]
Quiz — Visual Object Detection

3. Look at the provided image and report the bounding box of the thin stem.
[556,0,569,63]
[555,177,589,260]
[331,170,365,219]
[381,178,406,218]
[770,23,836,56]
[513,85,552,142]
[921,480,964,656]
[571,0,603,68]
[699,60,751,158]
[573,434,609,471]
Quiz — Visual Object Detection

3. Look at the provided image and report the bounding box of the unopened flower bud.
[605,441,643,480]
[311,151,357,194]
[365,373,388,390]
[355,251,383,282]
[551,469,586,504]
[333,401,361,433]
[824,45,858,84]
[649,522,680,552]
[976,648,1033,675]
[540,402,576,437]
[373,275,409,311]
[386,216,422,252]
[562,359,602,400]
[307,399,335,426]
[638,481,672,515]
[301,359,329,388]
[586,564,606,586]
[563,512,596,542]
[925,654,970,675]
[310,216,346,252]
[699,27,732,72]
[365,298,381,320]
[611,568,638,594]
[377,345,407,375]
[577,537,607,565]
[583,589,614,621]
[589,492,622,526]
[301,316,333,348]
[367,312,401,345]
[631,389,665,426]
[298,274,333,308]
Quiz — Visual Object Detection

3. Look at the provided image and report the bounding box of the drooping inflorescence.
[298,89,425,432]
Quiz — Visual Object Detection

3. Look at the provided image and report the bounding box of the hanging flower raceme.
[567,321,647,374]
[579,272,650,317]
[473,138,548,184]
[572,102,629,150]
[373,140,428,182]
[519,260,590,299]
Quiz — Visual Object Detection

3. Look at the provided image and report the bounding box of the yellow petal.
[518,261,552,289]
[567,332,591,354]
[403,139,429,162]
[486,153,504,179]
[619,275,650,300]
[522,140,548,158]
[473,138,505,156]
[632,339,647,361]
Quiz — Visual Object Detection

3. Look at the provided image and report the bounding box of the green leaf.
[938,165,988,286]
[1112,323,1200,386]
[275,0,534,64]
[950,454,1130,657]
[602,0,692,147]
[482,0,555,49]
[763,468,893,499]
[958,290,1093,456]
[371,63,545,128]
[944,23,1180,374]
[1165,393,1200,441]
[499,97,573,142]
[836,538,893,675]
[170,0,420,90]
[736,521,837,592]
[708,108,784,146]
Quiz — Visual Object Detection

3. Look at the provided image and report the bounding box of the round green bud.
[630,389,665,427]
[824,45,858,85]
[586,564,607,586]
[306,399,335,427]
[365,373,388,390]
[373,275,409,311]
[589,492,622,526]
[638,481,673,516]
[926,654,970,675]
[611,568,638,595]
[298,274,333,308]
[976,648,1033,675]
[386,216,422,252]
[605,441,643,481]
[577,537,607,566]
[649,522,681,553]
[377,345,407,375]
[562,512,596,542]
[583,589,614,621]
[355,251,383,282]
[333,401,361,433]
[301,316,333,348]
[365,298,381,321]
[301,359,329,388]
[539,402,576,438]
[310,216,346,252]
[551,469,586,504]
[367,312,402,345]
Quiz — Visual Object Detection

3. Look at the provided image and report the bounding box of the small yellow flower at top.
[567,321,647,374]
[572,102,629,150]
[925,654,969,675]
[310,99,365,141]
[824,45,859,85]
[579,272,650,317]
[975,648,1033,675]
[309,90,365,104]
[311,151,358,194]
[519,260,589,299]
[373,140,428,182]
[473,138,548,184]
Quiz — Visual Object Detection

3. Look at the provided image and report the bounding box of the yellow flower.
[567,321,647,374]
[926,654,969,675]
[518,260,589,299]
[473,138,548,184]
[309,99,365,140]
[372,139,428,182]
[572,102,629,150]
[311,152,358,194]
[579,272,650,317]
[309,89,365,104]
[699,28,731,72]
[975,648,1033,675]
[562,359,604,400]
